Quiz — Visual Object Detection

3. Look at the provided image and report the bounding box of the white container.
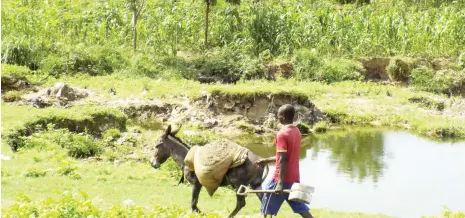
[290,183,315,193]
[288,183,315,204]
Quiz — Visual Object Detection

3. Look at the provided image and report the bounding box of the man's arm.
[277,152,288,182]
[275,152,288,193]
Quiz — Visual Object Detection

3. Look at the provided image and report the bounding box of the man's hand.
[275,182,284,194]
[254,158,269,167]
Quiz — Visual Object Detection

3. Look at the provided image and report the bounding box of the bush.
[2,90,24,102]
[410,67,465,95]
[19,129,103,158]
[5,105,127,152]
[104,149,118,162]
[39,44,127,76]
[1,64,32,78]
[62,133,103,158]
[154,56,192,79]
[313,121,330,133]
[1,64,46,85]
[387,58,412,82]
[2,192,223,217]
[1,40,43,70]
[57,161,77,176]
[126,54,168,78]
[177,129,218,146]
[410,67,435,91]
[296,123,310,134]
[103,128,122,146]
[23,167,47,178]
[39,55,68,77]
[292,49,323,81]
[189,47,243,83]
[293,49,364,83]
[318,59,365,83]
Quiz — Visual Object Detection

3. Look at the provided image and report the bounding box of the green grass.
[42,73,203,101]
[3,144,464,218]
[1,103,127,151]
[1,145,395,218]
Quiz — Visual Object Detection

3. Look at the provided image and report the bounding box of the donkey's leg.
[191,182,202,213]
[228,188,246,218]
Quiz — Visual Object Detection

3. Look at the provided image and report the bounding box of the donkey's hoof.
[192,208,202,214]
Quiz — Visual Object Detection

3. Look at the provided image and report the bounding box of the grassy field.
[2,141,464,218]
[2,76,465,217]
[1,142,396,218]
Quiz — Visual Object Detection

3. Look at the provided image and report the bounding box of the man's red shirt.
[272,125,301,183]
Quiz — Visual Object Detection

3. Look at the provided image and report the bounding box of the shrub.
[177,129,218,146]
[410,67,435,91]
[239,55,266,80]
[296,123,310,134]
[318,59,365,83]
[104,149,118,162]
[23,167,47,178]
[18,129,103,158]
[57,161,77,176]
[387,58,412,82]
[293,49,364,83]
[4,105,127,152]
[2,90,24,102]
[103,128,122,146]
[1,40,43,70]
[189,47,243,83]
[39,44,127,76]
[313,121,330,133]
[410,67,465,95]
[63,133,103,158]
[292,49,322,81]
[1,64,32,78]
[39,55,68,77]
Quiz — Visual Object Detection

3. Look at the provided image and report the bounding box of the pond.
[232,128,465,218]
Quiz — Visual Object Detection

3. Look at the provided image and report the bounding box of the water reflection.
[232,128,386,183]
[309,129,385,183]
[231,129,465,218]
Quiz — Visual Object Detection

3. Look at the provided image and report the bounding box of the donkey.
[150,125,269,218]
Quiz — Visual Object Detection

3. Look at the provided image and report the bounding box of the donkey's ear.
[164,125,172,138]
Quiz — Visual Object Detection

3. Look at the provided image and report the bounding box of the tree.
[203,0,240,48]
[127,0,147,53]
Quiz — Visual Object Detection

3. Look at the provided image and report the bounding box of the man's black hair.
[279,104,295,122]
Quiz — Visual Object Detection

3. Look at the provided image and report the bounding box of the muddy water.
[231,129,465,218]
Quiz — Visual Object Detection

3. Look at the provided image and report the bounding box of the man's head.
[277,104,295,125]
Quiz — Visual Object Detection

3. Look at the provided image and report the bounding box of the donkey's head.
[150,125,180,169]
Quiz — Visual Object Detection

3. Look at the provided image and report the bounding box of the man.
[255,104,314,218]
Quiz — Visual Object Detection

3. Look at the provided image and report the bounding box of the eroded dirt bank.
[2,82,327,152]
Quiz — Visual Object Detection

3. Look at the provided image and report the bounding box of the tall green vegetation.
[126,0,148,53]
[2,0,464,72]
